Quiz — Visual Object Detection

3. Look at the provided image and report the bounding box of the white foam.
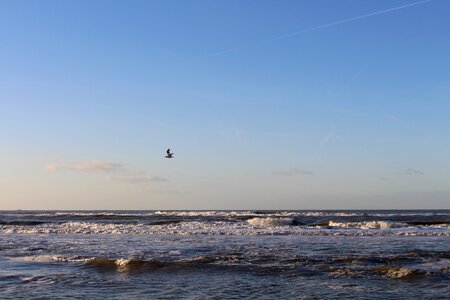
[0,220,448,236]
[14,255,87,263]
[15,255,55,263]
[328,221,408,229]
[115,258,133,266]
[154,211,299,217]
[153,211,363,217]
[301,212,326,216]
[247,217,295,227]
[385,267,416,279]
[114,258,134,272]
[3,210,447,220]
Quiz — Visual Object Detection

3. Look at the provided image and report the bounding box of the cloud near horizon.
[273,168,315,176]
[398,168,424,175]
[107,170,168,183]
[44,160,167,183]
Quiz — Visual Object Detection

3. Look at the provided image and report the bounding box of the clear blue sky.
[0,0,449,209]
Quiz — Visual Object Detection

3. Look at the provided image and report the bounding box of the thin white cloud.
[273,168,315,176]
[398,168,424,175]
[320,128,340,147]
[320,134,333,146]
[44,164,60,172]
[44,161,123,173]
[71,161,123,173]
[107,171,168,183]
[44,160,167,183]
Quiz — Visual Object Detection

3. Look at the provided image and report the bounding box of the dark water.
[0,210,449,299]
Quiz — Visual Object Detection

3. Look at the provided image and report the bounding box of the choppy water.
[0,210,449,299]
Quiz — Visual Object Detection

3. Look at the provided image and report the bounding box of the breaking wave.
[11,253,449,281]
[1,220,448,236]
[16,255,243,273]
[85,258,166,272]
[247,217,296,227]
[372,266,422,279]
[328,221,409,229]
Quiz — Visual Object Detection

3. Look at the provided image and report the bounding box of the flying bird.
[165,148,174,159]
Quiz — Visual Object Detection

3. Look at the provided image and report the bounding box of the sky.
[0,0,449,210]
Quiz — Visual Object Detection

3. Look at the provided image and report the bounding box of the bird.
[165,148,174,158]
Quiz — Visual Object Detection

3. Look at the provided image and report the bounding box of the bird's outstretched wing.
[166,149,171,155]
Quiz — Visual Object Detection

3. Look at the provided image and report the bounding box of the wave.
[247,217,296,227]
[372,266,422,279]
[148,219,183,226]
[406,221,450,226]
[15,255,88,263]
[0,221,47,226]
[328,221,409,229]
[1,220,449,236]
[154,211,300,218]
[85,258,166,272]
[85,256,241,272]
[43,212,148,220]
[1,212,145,217]
[152,211,374,218]
[326,265,425,279]
[2,211,449,222]
[153,211,371,218]
[13,254,448,281]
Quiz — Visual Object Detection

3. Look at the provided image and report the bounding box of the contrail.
[206,0,432,58]
[320,127,339,147]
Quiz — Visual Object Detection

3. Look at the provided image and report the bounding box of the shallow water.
[0,210,449,299]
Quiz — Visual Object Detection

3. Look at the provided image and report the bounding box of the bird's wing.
[166,149,171,154]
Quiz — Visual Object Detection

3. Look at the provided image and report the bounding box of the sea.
[0,210,449,299]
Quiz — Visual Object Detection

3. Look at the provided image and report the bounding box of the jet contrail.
[206,0,432,58]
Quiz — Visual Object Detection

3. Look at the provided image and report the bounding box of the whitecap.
[247,217,295,227]
[328,221,408,229]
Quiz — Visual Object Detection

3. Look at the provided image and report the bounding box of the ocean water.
[0,210,449,299]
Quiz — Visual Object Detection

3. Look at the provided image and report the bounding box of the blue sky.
[0,0,449,209]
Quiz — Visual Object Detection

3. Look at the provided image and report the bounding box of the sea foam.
[247,217,295,227]
[328,221,408,229]
[0,219,449,236]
